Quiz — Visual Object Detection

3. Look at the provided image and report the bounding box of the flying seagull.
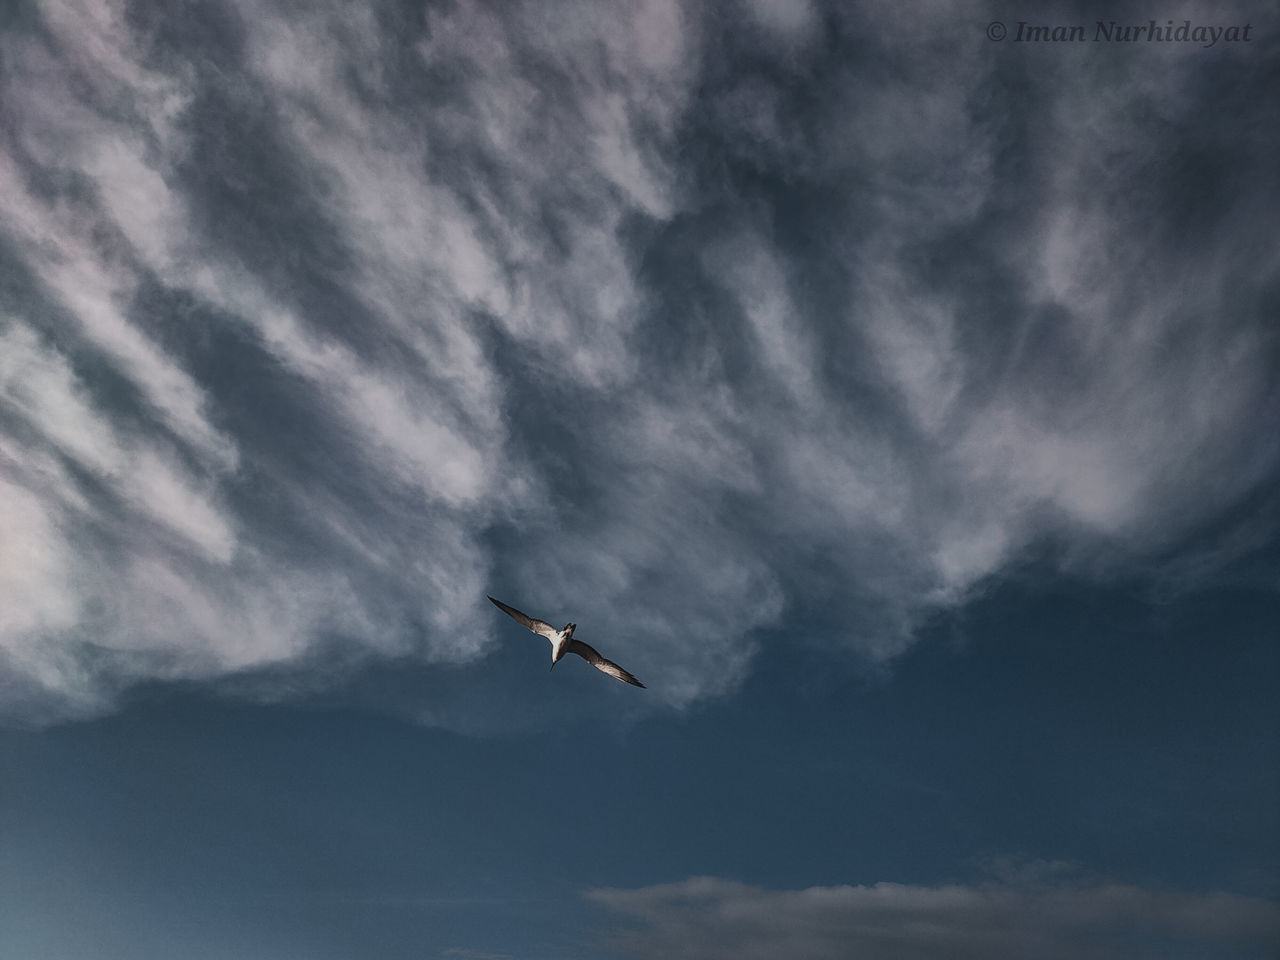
[488,596,645,688]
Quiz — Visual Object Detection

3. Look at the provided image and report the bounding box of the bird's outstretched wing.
[568,639,645,688]
[488,596,560,641]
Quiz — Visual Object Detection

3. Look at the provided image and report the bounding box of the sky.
[1,0,1278,957]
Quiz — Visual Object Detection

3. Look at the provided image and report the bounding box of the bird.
[488,596,645,688]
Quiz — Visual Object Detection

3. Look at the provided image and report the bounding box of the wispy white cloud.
[590,874,1280,960]
[0,324,234,562]
[0,0,1274,725]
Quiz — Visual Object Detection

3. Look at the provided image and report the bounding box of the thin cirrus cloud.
[588,874,1280,960]
[1,0,1276,725]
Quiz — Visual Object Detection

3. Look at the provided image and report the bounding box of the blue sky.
[1,1,1278,958]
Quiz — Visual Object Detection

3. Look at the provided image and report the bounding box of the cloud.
[0,0,1276,724]
[588,874,1280,960]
